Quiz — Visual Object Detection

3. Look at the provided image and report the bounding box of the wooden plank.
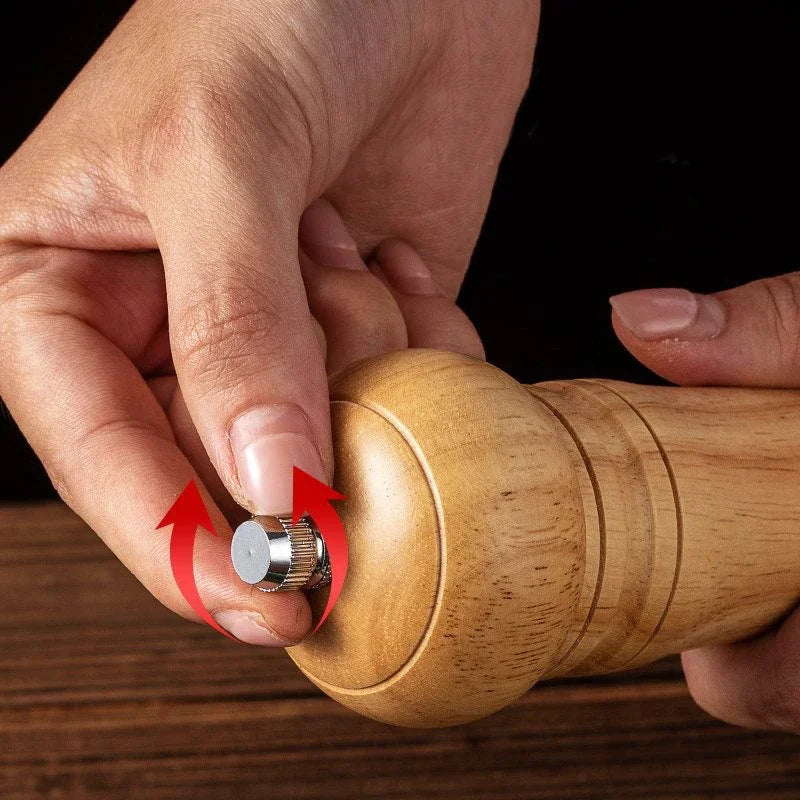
[1,503,797,799]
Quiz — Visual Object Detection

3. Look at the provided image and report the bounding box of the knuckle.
[340,283,409,353]
[760,273,800,368]
[361,305,408,354]
[47,416,167,513]
[172,283,286,392]
[140,54,313,181]
[420,305,484,359]
[142,67,238,174]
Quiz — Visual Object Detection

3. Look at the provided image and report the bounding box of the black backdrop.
[1,0,797,501]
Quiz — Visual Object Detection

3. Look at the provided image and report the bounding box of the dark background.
[1,0,797,501]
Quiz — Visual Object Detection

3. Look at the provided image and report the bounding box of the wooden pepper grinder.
[235,349,800,728]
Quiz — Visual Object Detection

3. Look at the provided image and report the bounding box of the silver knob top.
[231,515,329,592]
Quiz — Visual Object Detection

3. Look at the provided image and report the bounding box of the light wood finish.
[295,400,441,689]
[4,502,800,799]
[535,379,800,678]
[290,349,800,727]
[293,350,585,727]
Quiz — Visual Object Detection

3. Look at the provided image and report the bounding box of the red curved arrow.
[292,467,347,632]
[157,481,234,640]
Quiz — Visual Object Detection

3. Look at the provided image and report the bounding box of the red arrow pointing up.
[157,480,234,640]
[292,467,347,632]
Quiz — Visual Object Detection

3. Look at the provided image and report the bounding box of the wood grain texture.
[533,379,800,678]
[599,380,800,663]
[292,351,585,726]
[294,399,441,691]
[1,502,799,799]
[290,350,800,726]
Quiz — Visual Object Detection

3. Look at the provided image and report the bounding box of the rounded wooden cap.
[288,350,585,727]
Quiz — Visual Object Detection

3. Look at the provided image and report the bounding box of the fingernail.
[610,288,726,341]
[229,404,326,515]
[375,240,440,296]
[299,198,364,270]
[213,610,295,647]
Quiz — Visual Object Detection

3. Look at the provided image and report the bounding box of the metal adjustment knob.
[230,515,330,592]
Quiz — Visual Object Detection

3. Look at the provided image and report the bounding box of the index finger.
[0,246,311,646]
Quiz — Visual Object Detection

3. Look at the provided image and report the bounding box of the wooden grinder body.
[289,350,800,727]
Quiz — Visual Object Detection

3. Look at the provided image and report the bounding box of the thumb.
[681,608,800,731]
[142,112,330,516]
[611,271,800,732]
[610,272,800,387]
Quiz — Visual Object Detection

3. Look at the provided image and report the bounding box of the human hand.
[611,273,800,732]
[0,0,535,644]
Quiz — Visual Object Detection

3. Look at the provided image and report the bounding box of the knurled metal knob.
[231,515,330,592]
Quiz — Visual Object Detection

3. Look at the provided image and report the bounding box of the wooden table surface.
[1,503,798,799]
